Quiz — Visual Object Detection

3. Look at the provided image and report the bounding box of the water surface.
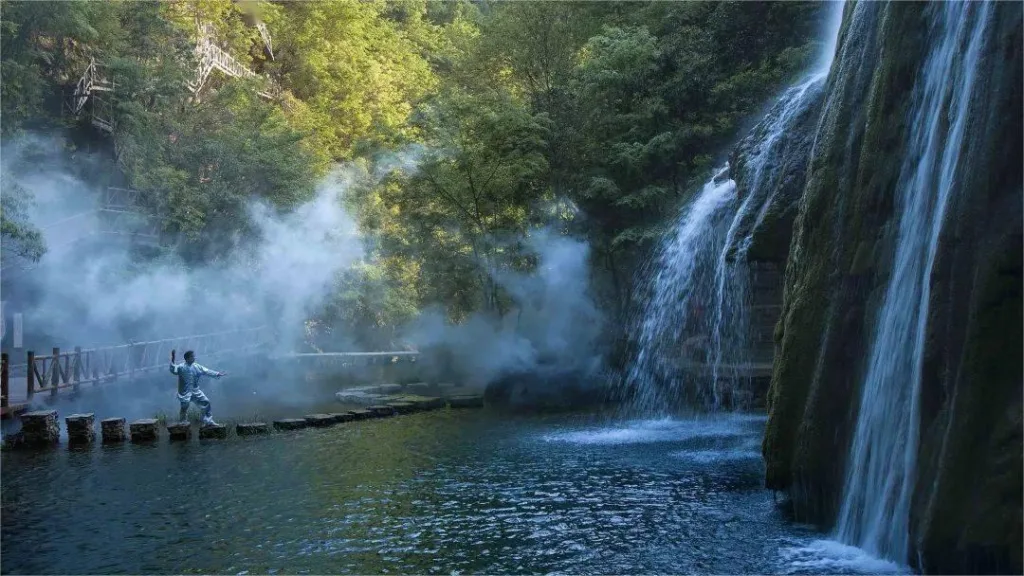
[2,410,897,574]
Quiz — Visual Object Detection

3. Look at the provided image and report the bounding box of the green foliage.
[0,0,824,346]
[0,179,46,263]
[271,0,443,160]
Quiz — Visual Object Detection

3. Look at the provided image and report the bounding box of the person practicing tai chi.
[169,349,226,425]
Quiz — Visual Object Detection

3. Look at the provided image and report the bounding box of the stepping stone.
[130,419,159,442]
[101,418,127,443]
[390,401,416,414]
[65,413,96,443]
[448,395,484,409]
[335,391,384,406]
[328,412,354,424]
[304,414,335,427]
[273,418,307,431]
[236,422,269,436]
[405,382,431,395]
[199,424,227,439]
[379,383,403,394]
[417,397,445,410]
[22,410,60,446]
[367,405,396,418]
[167,423,192,441]
[348,409,372,420]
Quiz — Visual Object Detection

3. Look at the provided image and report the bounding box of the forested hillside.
[0,0,825,353]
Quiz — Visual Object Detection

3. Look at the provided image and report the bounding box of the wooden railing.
[68,57,115,132]
[6,326,269,400]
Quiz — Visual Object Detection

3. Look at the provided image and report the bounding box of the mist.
[1,135,607,419]
[0,135,374,356]
[402,228,607,390]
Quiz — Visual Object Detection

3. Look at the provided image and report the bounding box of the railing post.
[128,342,135,382]
[73,346,82,392]
[1,352,9,408]
[51,347,60,397]
[26,350,34,399]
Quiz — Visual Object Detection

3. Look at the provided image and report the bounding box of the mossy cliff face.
[762,1,1022,573]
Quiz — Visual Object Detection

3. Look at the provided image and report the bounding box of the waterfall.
[626,166,737,414]
[709,72,827,404]
[836,1,993,564]
[626,56,835,414]
[625,78,832,413]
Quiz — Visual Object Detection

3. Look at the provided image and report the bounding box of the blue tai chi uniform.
[169,361,222,422]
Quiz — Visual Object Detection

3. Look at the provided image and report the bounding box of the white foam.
[672,448,761,464]
[779,539,908,575]
[541,416,759,446]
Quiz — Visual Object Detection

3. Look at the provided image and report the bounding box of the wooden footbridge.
[0,326,421,419]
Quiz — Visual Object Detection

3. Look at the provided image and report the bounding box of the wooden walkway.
[1,327,269,415]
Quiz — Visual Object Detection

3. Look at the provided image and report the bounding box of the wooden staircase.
[67,21,276,133]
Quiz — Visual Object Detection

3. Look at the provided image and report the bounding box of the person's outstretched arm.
[196,363,225,378]
[169,349,179,374]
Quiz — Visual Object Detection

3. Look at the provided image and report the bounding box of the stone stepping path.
[2,384,485,450]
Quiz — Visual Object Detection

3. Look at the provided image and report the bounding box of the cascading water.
[835,1,993,564]
[708,72,828,402]
[627,166,737,413]
[625,4,841,414]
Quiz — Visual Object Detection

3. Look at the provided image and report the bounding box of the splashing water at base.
[779,539,907,575]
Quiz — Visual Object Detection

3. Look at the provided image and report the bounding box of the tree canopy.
[0,0,825,350]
